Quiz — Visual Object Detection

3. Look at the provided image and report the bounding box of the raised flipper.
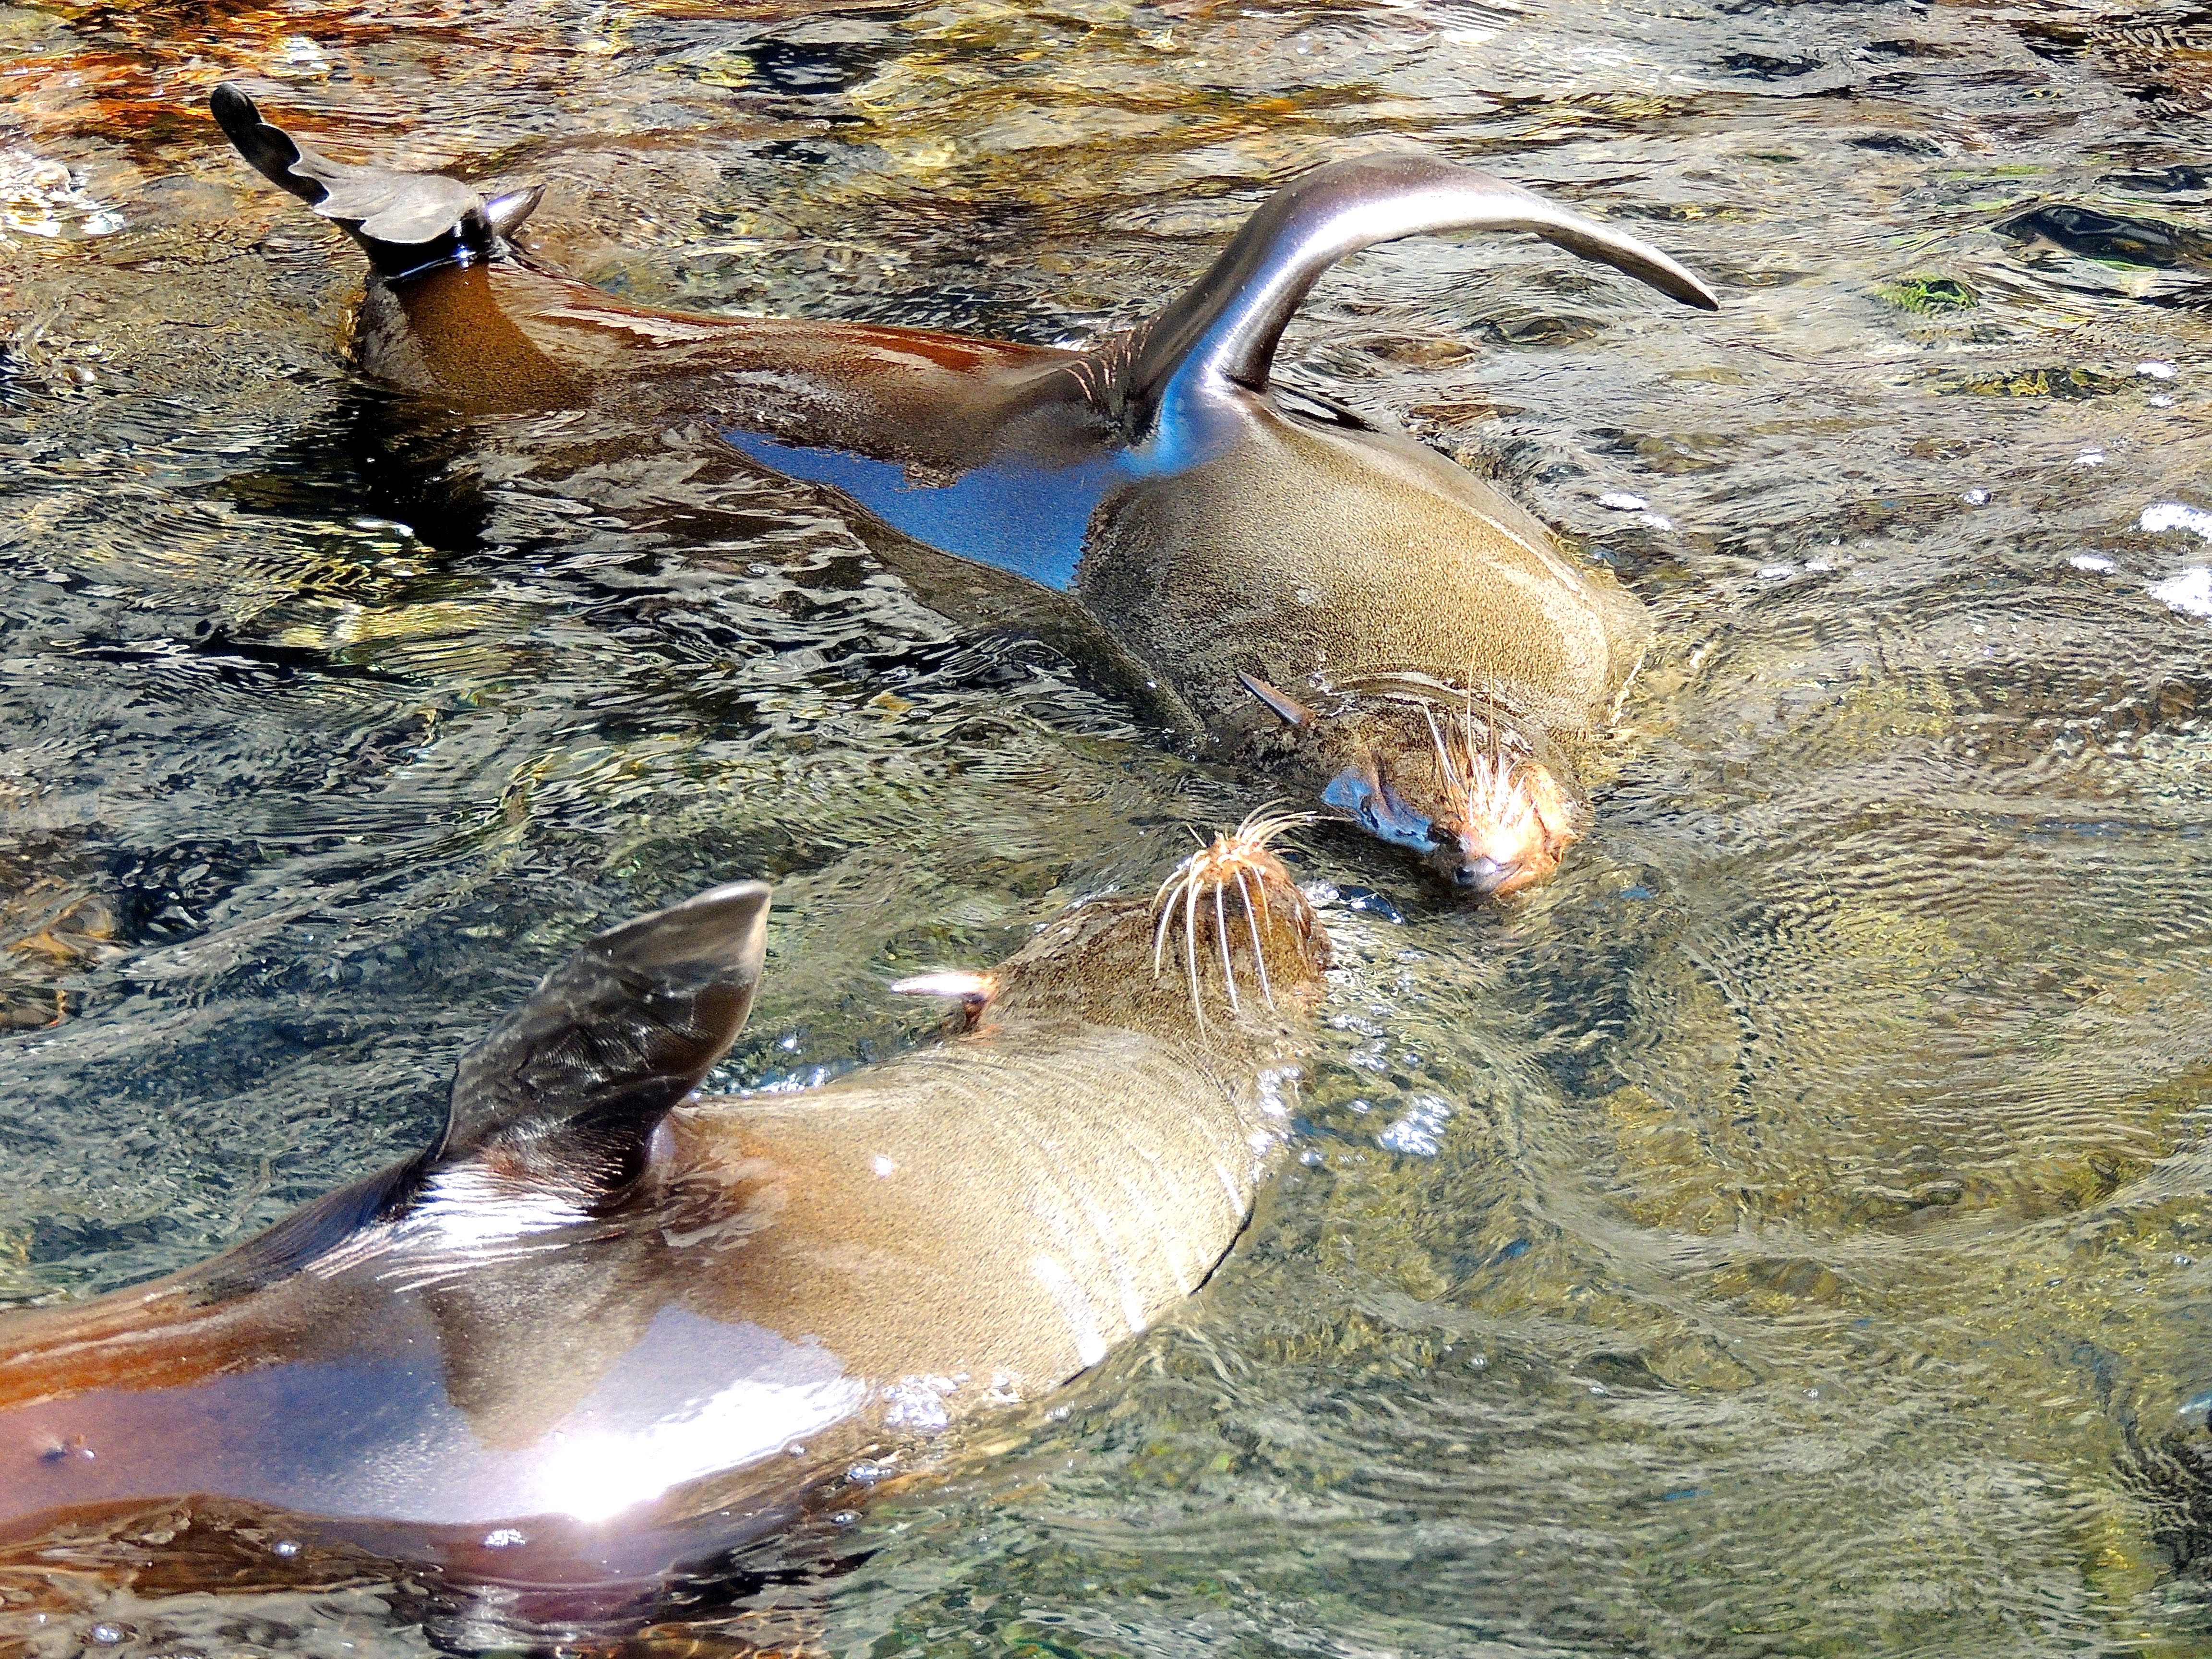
[196,882,771,1295]
[437,881,773,1204]
[1115,152,1719,438]
[211,83,541,277]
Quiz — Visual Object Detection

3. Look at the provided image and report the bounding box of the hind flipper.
[212,83,541,276]
[1116,152,1718,437]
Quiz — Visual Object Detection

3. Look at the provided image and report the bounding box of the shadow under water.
[6,0,2212,1652]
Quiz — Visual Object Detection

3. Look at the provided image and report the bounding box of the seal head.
[900,808,1329,1035]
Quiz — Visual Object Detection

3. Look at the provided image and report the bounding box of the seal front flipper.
[211,82,541,277]
[195,881,773,1297]
[1109,152,1719,440]
[438,881,772,1205]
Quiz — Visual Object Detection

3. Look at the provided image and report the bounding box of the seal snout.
[1371,700,1579,900]
[1433,754,1577,900]
[1450,855,1516,897]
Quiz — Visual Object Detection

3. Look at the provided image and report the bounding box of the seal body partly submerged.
[0,828,1325,1616]
[211,84,1715,893]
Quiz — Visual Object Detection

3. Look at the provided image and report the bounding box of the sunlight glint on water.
[4,0,2212,1651]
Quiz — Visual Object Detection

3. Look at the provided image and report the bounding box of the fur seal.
[211,84,1718,895]
[0,819,1325,1612]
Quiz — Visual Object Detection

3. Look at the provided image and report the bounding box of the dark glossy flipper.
[211,82,540,277]
[438,881,773,1202]
[1116,153,1719,437]
[197,883,769,1293]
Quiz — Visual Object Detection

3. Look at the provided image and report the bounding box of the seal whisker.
[1235,807,1315,865]
[1213,879,1239,1013]
[1421,704,1463,797]
[1251,872,1275,931]
[1149,806,1317,1025]
[1183,871,1208,1034]
[1153,854,1208,1023]
[1235,867,1274,1010]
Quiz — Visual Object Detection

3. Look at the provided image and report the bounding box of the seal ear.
[1240,672,1317,730]
[891,969,997,1030]
[211,82,528,277]
[436,881,772,1203]
[1117,153,1719,439]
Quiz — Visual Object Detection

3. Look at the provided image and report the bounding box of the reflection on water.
[5,0,2212,1651]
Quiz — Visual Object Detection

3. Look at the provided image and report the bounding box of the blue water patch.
[724,431,1125,592]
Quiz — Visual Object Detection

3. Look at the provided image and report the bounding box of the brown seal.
[0,819,1325,1615]
[212,84,1716,894]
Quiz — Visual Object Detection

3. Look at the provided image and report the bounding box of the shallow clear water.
[6,0,2212,1652]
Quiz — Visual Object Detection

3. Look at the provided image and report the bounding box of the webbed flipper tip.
[211,81,528,276]
[1534,218,1719,311]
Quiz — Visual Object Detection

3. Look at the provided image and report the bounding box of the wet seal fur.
[211,83,1718,896]
[0,823,1325,1628]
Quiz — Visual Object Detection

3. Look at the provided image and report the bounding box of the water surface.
[5,0,2212,1652]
